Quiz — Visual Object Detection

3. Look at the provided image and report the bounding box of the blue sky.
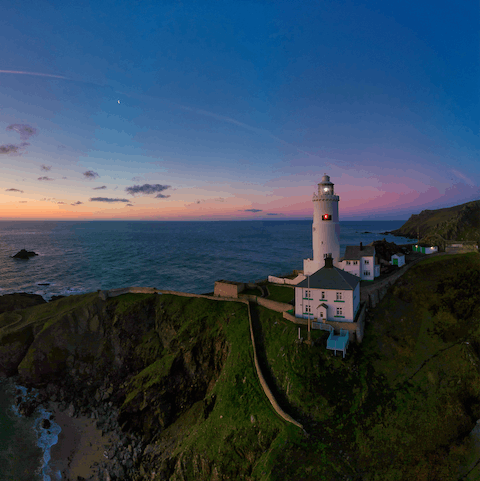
[0,0,478,220]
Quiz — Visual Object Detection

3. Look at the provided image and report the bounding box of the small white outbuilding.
[390,253,405,267]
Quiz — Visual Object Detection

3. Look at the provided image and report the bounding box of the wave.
[12,384,62,481]
[33,407,62,481]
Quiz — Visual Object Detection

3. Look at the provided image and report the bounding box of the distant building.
[214,280,245,298]
[413,245,438,254]
[295,257,360,322]
[444,241,477,254]
[339,242,381,280]
[391,253,405,267]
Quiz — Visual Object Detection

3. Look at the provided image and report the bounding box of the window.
[321,291,326,299]
[346,261,351,265]
[305,305,311,313]
[364,271,370,276]
[364,259,370,265]
[353,261,358,265]
[336,292,342,300]
[336,307,343,316]
[319,312,324,318]
[305,290,311,298]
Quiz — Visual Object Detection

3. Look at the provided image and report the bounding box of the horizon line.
[0,218,409,222]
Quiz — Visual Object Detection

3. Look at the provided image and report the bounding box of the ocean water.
[0,219,415,480]
[0,220,415,300]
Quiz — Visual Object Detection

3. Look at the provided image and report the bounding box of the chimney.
[360,242,363,251]
[324,256,334,268]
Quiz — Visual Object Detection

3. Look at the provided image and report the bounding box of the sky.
[0,0,478,221]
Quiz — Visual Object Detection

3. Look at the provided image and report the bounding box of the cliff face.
[0,291,280,480]
[391,199,480,243]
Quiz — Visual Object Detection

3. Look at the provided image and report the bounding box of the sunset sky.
[1,1,478,221]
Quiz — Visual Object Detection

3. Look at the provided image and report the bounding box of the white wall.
[391,255,405,267]
[268,274,307,285]
[361,256,375,280]
[340,260,360,277]
[295,285,358,322]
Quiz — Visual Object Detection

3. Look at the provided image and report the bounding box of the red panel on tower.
[322,214,332,221]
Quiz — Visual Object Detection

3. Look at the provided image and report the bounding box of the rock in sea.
[12,249,38,259]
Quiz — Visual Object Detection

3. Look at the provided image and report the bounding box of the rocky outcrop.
[12,249,38,259]
[390,199,480,242]
[367,239,411,264]
[0,293,46,315]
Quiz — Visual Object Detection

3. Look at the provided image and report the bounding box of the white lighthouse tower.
[303,174,341,275]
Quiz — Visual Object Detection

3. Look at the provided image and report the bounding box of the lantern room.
[319,174,335,195]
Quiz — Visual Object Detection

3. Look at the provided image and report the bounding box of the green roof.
[296,266,360,290]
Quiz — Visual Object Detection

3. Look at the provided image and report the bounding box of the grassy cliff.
[1,252,480,479]
[391,199,480,243]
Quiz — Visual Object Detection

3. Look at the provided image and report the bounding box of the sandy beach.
[47,402,116,480]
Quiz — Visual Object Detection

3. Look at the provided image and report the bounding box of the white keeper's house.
[295,256,361,322]
[339,243,380,280]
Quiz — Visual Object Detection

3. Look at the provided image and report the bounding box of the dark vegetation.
[391,199,480,243]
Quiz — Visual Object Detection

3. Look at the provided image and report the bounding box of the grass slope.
[243,252,480,479]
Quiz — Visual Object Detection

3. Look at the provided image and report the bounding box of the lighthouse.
[303,174,341,275]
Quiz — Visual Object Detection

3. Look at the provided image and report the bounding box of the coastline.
[47,402,116,481]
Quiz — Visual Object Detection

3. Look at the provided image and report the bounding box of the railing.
[311,321,333,332]
[326,329,349,358]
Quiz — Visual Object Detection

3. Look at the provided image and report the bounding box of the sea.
[0,219,416,480]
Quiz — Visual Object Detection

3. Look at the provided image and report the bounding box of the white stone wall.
[303,258,321,276]
[360,255,375,280]
[340,260,361,277]
[312,192,340,270]
[268,274,307,285]
[295,285,358,322]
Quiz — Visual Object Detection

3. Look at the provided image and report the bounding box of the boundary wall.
[246,301,304,431]
[97,286,304,431]
[268,274,306,285]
